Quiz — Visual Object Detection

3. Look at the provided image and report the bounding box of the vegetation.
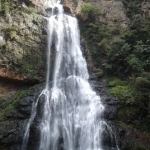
[79,20,112,70]
[0,0,45,81]
[107,2,150,117]
[0,0,10,15]
[108,77,134,104]
[80,3,100,20]
[121,0,142,18]
[0,88,28,122]
[0,0,37,17]
[79,0,150,134]
[25,7,37,14]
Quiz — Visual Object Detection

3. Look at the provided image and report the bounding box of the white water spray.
[22,0,106,150]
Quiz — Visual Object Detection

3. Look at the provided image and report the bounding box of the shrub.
[110,85,134,104]
[108,78,127,87]
[108,78,134,104]
[26,7,37,14]
[0,1,10,15]
[80,3,100,20]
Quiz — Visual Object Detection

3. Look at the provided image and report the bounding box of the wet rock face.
[0,79,149,150]
[83,0,128,26]
[0,80,120,150]
[0,120,25,150]
[0,0,46,83]
[90,79,118,121]
[90,79,120,149]
[0,84,44,150]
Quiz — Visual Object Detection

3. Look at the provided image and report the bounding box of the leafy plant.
[80,3,100,20]
[108,78,127,87]
[0,0,10,15]
[110,85,134,104]
[121,0,142,18]
[25,7,37,14]
[20,62,34,74]
[108,78,134,104]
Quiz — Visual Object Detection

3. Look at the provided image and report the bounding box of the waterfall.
[21,0,105,149]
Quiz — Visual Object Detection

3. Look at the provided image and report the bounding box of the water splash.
[22,0,106,150]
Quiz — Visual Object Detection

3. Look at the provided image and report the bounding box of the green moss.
[0,88,28,122]
[20,62,35,74]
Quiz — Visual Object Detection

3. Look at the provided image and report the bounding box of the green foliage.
[110,85,134,104]
[108,38,130,60]
[108,78,134,104]
[9,31,19,40]
[2,24,20,40]
[25,7,37,14]
[136,145,147,150]
[102,63,112,70]
[135,72,150,102]
[0,0,10,15]
[107,16,150,76]
[98,38,108,52]
[20,62,35,74]
[0,0,37,17]
[108,77,127,87]
[121,0,142,18]
[80,3,100,20]
[124,143,148,150]
[136,77,150,88]
[107,22,150,108]
[95,69,103,78]
[107,38,131,75]
[78,0,150,132]
[79,21,111,67]
[80,3,91,13]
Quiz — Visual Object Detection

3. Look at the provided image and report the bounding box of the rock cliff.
[0,0,46,83]
[63,0,128,26]
[0,0,150,150]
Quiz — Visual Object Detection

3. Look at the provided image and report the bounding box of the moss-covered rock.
[0,0,46,83]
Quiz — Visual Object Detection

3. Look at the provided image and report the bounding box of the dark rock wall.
[0,84,44,150]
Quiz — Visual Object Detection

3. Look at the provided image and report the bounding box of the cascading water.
[21,0,106,149]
